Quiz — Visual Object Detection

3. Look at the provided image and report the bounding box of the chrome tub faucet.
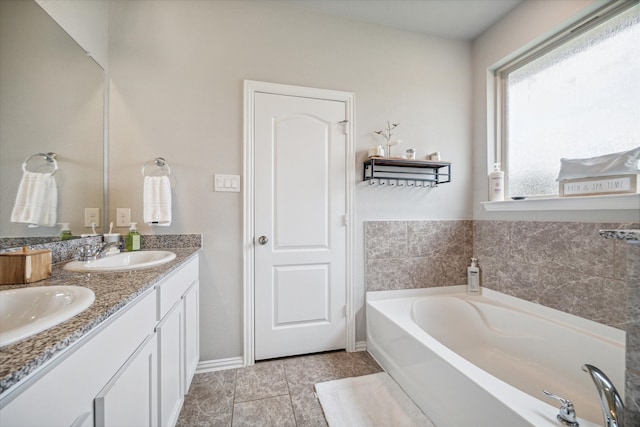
[543,390,580,426]
[582,364,624,427]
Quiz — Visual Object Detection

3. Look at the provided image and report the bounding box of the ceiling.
[272,0,523,40]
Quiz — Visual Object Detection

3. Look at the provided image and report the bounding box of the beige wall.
[36,0,108,68]
[108,0,472,361]
[109,0,637,364]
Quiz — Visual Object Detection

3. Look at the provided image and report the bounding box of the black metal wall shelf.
[363,157,451,187]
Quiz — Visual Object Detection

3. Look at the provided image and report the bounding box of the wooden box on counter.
[0,248,52,284]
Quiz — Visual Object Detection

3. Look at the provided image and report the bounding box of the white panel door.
[254,92,347,360]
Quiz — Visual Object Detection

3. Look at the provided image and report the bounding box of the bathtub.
[366,286,625,427]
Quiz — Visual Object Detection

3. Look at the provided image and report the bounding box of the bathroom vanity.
[0,248,200,427]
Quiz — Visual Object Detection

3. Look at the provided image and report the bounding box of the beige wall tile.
[364,221,408,260]
[510,222,615,278]
[365,219,637,330]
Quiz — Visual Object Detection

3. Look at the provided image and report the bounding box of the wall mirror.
[0,0,104,249]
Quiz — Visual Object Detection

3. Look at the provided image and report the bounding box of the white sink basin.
[0,285,95,347]
[63,250,176,272]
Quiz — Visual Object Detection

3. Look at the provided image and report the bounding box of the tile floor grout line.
[283,362,301,426]
[230,368,238,426]
[235,393,292,404]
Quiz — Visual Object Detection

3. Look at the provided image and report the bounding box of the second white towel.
[11,171,58,227]
[143,175,172,226]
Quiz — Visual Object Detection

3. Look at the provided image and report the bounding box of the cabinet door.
[157,300,184,427]
[70,412,93,427]
[183,280,199,394]
[94,333,158,427]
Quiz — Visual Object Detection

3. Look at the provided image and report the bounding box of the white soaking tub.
[366,286,625,427]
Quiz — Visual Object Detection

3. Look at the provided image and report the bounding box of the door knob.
[258,236,268,245]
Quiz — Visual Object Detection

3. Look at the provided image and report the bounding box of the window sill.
[481,193,640,212]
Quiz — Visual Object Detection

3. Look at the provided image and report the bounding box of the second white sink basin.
[63,250,176,272]
[0,285,95,347]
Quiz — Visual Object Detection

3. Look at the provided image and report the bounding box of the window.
[495,1,639,198]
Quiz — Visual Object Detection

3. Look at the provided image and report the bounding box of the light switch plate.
[214,174,240,192]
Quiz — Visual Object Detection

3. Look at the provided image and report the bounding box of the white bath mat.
[315,372,435,427]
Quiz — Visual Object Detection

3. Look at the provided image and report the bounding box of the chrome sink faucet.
[582,364,624,427]
[95,241,121,258]
[78,241,121,261]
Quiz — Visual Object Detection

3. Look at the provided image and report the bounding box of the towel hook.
[142,157,171,177]
[22,152,58,175]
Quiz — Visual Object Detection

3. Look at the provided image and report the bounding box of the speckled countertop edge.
[0,247,201,396]
[600,229,640,241]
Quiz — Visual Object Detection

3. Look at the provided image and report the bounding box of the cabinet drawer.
[156,257,198,320]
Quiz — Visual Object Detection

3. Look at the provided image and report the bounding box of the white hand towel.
[143,175,172,226]
[10,171,58,227]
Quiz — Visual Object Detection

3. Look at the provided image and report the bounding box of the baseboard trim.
[355,340,367,352]
[196,357,245,373]
[196,344,368,374]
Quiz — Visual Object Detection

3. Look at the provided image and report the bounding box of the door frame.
[243,80,355,366]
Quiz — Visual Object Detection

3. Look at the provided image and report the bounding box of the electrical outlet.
[84,208,100,227]
[116,208,131,227]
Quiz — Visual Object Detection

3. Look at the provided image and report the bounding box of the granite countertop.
[600,229,640,241]
[0,247,201,397]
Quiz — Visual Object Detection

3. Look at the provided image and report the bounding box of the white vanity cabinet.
[0,287,157,427]
[0,254,200,427]
[155,257,199,427]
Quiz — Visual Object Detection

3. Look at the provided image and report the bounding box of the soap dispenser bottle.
[125,222,141,251]
[489,163,505,201]
[59,223,72,240]
[467,258,480,295]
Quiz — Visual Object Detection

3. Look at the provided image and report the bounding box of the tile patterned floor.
[177,351,383,427]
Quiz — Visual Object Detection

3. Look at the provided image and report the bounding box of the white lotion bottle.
[489,163,505,201]
[467,258,480,295]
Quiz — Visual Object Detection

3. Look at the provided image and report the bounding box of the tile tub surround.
[473,221,639,330]
[177,351,382,427]
[601,230,640,426]
[365,220,638,422]
[0,247,201,396]
[625,241,640,427]
[365,220,473,291]
[365,220,637,329]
